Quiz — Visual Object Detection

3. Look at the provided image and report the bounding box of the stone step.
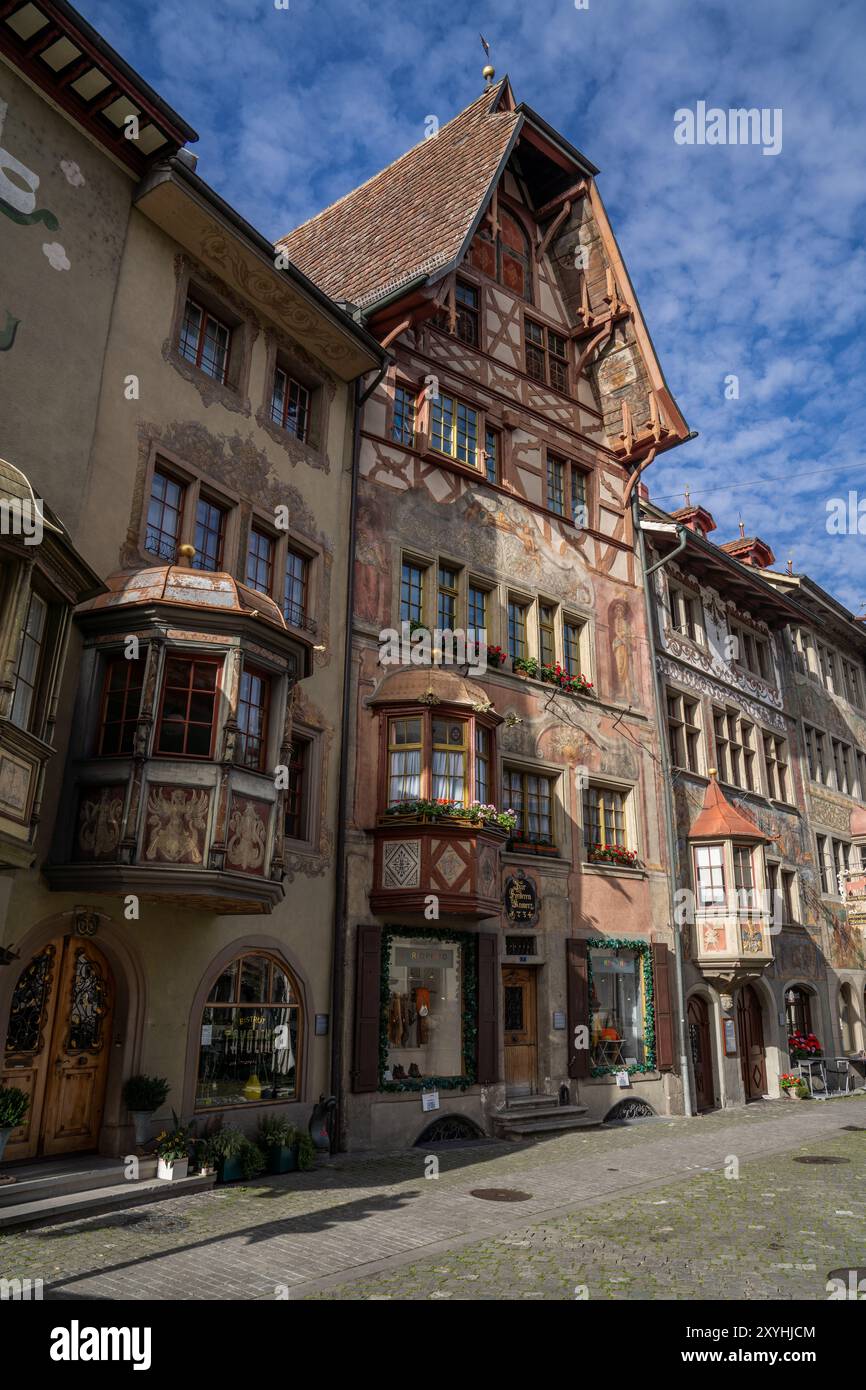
[494,1114,603,1140]
[497,1102,589,1122]
[502,1094,567,1111]
[0,1155,157,1208]
[0,1171,215,1231]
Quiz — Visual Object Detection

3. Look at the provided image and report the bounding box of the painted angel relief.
[145,786,209,865]
[226,797,269,876]
[75,786,125,862]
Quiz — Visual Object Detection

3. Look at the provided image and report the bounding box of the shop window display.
[589,946,646,1070]
[384,938,463,1082]
[196,952,300,1107]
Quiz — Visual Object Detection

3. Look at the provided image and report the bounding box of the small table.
[594,1038,626,1067]
[794,1059,826,1095]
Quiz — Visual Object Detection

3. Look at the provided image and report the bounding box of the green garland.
[378,926,478,1092]
[586,937,657,1076]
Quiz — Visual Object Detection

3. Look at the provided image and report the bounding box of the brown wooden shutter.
[652,940,676,1073]
[476,933,499,1084]
[566,938,589,1079]
[352,925,382,1093]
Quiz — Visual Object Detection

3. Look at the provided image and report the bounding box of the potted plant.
[788,1031,822,1060]
[257,1114,299,1174]
[206,1125,265,1183]
[484,644,506,668]
[155,1122,191,1180]
[0,1086,29,1162]
[512,655,538,678]
[780,1073,809,1100]
[123,1074,170,1146]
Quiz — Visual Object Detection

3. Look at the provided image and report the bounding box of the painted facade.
[645,502,866,1111]
[0,11,382,1163]
[277,78,693,1149]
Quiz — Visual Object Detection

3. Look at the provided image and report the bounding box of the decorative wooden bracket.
[574,319,614,380]
[535,200,571,262]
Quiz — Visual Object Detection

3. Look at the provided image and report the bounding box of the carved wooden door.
[737,984,767,1102]
[688,994,715,1112]
[502,966,537,1096]
[2,935,113,1159]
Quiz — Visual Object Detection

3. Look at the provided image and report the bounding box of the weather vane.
[480,34,495,86]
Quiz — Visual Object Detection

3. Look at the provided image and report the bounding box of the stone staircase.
[492,1093,602,1141]
[0,1153,214,1230]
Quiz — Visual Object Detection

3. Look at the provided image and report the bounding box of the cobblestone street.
[1,1095,863,1301]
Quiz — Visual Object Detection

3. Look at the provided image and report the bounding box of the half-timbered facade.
[279,76,692,1147]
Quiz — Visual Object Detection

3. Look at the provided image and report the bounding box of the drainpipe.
[328,359,389,1152]
[631,489,695,1117]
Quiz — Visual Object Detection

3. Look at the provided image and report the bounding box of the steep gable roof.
[276,80,521,309]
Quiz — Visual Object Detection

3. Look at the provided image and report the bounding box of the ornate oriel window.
[236,666,270,771]
[384,710,495,809]
[96,655,146,755]
[196,952,301,1108]
[155,655,221,758]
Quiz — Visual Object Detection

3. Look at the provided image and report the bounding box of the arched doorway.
[737,984,767,1101]
[688,994,715,1112]
[1,934,114,1160]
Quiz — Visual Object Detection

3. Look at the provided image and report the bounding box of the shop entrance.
[736,983,767,1102]
[1,935,114,1160]
[502,966,537,1096]
[687,994,715,1112]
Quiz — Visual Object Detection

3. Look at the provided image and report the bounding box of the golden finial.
[177,543,196,567]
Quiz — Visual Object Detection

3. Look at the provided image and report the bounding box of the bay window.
[96,655,146,756]
[155,655,220,759]
[385,710,496,809]
[236,666,270,771]
[694,843,726,908]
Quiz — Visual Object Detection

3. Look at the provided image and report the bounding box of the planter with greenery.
[256,1116,317,1173]
[205,1124,266,1183]
[788,1031,822,1060]
[123,1074,170,1146]
[155,1123,192,1180]
[381,798,516,833]
[0,1086,29,1162]
[484,644,506,668]
[507,832,557,857]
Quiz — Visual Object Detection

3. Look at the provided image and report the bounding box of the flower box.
[484,646,506,668]
[157,1156,189,1181]
[587,844,638,869]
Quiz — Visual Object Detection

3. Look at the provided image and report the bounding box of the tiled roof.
[276,82,520,308]
[688,773,770,841]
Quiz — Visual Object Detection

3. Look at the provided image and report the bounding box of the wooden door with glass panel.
[502,966,537,1096]
[1,935,114,1159]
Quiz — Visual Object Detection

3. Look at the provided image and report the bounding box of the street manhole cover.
[469,1188,532,1202]
[122,1211,191,1233]
[792,1156,850,1166]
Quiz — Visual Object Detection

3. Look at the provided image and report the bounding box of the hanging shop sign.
[421,1089,440,1112]
[504,870,539,925]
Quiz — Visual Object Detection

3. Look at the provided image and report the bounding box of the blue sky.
[78,0,866,611]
